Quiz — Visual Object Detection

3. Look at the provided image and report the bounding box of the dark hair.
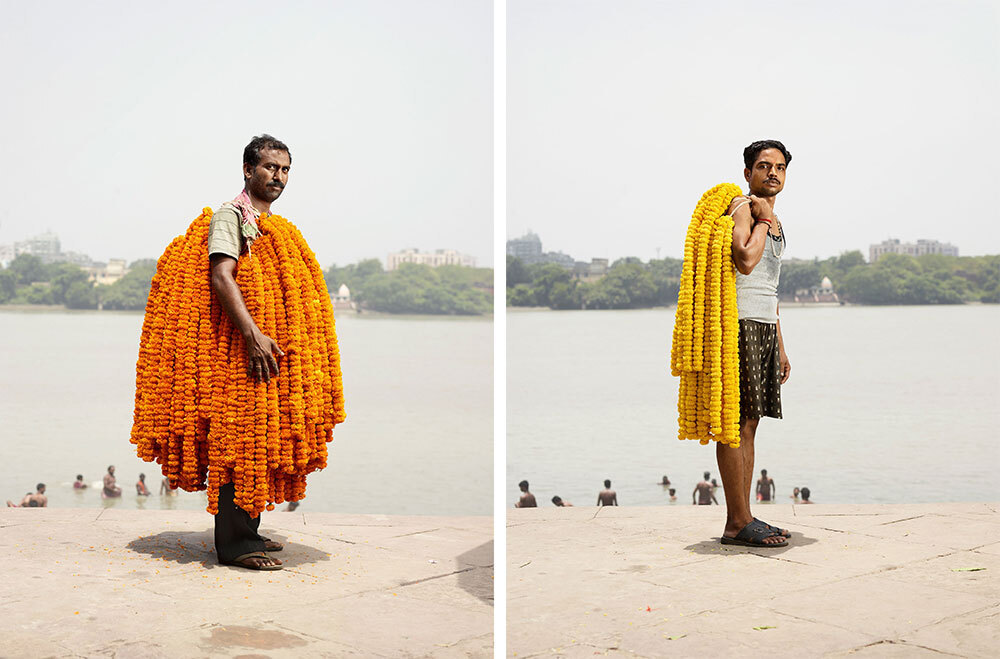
[76,474,83,480]
[668,488,676,495]
[604,479,611,488]
[761,469,768,475]
[139,473,145,480]
[37,483,45,491]
[800,487,811,500]
[551,496,562,505]
[704,471,711,480]
[108,465,114,472]
[743,140,792,170]
[519,480,529,491]
[244,134,292,168]
[711,478,718,486]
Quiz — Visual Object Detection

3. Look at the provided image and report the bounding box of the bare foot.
[228,553,283,570]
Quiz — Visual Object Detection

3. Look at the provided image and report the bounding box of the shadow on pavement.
[126,530,331,569]
[456,539,494,605]
[683,531,818,555]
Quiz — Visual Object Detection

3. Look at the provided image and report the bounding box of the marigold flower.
[130,208,346,517]
[671,184,742,447]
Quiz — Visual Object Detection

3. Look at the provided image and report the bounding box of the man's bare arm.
[776,302,791,383]
[730,198,770,275]
[210,254,284,382]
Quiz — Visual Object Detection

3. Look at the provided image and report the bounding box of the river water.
[0,309,492,516]
[507,305,1000,508]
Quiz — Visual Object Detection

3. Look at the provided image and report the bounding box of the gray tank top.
[734,227,784,324]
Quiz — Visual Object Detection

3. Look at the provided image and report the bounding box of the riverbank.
[2,508,493,657]
[508,502,998,657]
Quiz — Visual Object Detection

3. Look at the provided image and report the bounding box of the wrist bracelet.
[755,217,772,225]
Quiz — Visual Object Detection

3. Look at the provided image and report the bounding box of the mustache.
[267,182,284,188]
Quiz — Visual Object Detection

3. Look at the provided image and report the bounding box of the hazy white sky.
[1,0,492,268]
[509,0,1000,263]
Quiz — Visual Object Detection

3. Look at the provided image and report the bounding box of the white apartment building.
[869,238,958,263]
[387,248,476,271]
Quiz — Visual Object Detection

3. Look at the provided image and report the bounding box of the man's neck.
[752,190,777,214]
[245,187,272,214]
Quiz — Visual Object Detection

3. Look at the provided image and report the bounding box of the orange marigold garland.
[131,208,346,517]
[671,183,743,447]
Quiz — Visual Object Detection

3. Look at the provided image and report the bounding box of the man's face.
[109,467,115,475]
[244,148,291,203]
[744,148,787,197]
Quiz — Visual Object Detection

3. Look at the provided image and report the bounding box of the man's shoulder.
[213,203,240,220]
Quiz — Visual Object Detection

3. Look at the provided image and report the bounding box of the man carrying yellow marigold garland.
[206,134,293,570]
[716,140,794,548]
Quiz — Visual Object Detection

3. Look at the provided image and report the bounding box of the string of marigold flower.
[671,183,743,448]
[130,208,346,518]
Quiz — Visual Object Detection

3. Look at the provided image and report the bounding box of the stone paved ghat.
[508,502,999,658]
[1,508,493,658]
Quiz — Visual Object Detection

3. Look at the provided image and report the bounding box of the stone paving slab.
[508,503,999,658]
[0,508,493,658]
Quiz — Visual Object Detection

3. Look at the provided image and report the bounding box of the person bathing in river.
[597,480,618,506]
[7,483,47,508]
[136,473,152,496]
[102,466,122,498]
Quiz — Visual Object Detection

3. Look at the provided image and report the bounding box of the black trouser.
[214,482,267,564]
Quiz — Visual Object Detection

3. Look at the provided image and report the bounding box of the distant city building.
[506,231,577,269]
[1,230,97,268]
[85,258,129,286]
[387,248,476,271]
[869,238,958,263]
[794,275,839,303]
[506,231,542,261]
[13,231,61,264]
[0,244,14,268]
[333,283,355,311]
[573,258,609,282]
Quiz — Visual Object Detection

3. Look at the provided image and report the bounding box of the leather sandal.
[225,552,283,570]
[754,517,791,538]
[720,519,788,547]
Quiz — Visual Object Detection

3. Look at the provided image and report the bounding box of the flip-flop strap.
[737,519,780,543]
[233,552,271,562]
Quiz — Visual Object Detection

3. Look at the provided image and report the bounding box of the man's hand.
[779,350,791,384]
[747,194,772,220]
[245,327,284,383]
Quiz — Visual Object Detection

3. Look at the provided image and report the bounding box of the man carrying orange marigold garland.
[132,133,345,570]
[206,134,294,570]
[715,139,794,548]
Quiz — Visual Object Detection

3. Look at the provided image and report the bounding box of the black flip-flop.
[721,519,788,547]
[754,517,791,538]
[225,552,283,570]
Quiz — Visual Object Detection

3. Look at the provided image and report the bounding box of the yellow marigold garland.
[671,183,743,447]
[130,208,346,517]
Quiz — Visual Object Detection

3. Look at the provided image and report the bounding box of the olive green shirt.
[207,206,243,260]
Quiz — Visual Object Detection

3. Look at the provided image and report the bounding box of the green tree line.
[507,251,999,309]
[0,254,156,310]
[325,259,493,315]
[507,256,684,310]
[2,254,494,316]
